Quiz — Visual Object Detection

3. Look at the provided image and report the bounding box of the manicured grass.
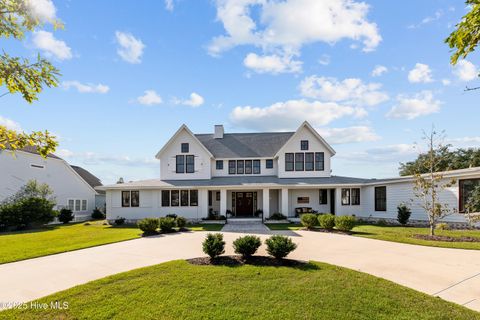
[186,223,224,231]
[265,223,303,230]
[0,221,142,264]
[1,259,477,319]
[353,224,480,250]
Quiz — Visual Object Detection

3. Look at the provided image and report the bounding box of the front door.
[235,192,254,216]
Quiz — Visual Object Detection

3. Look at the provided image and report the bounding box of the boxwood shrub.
[265,235,297,259]
[202,233,225,260]
[176,216,187,230]
[300,213,318,229]
[159,217,176,233]
[137,218,159,235]
[233,235,261,259]
[318,214,335,230]
[335,215,356,232]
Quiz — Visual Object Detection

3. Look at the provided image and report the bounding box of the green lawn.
[0,221,142,264]
[1,260,477,320]
[353,224,480,250]
[265,223,303,230]
[186,223,224,231]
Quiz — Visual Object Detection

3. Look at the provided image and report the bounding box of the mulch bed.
[413,234,480,242]
[187,255,309,267]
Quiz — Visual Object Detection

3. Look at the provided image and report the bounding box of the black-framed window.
[161,190,170,207]
[305,152,314,171]
[171,190,179,206]
[181,190,189,206]
[266,159,273,169]
[375,186,387,211]
[319,189,328,205]
[237,160,245,174]
[190,190,198,206]
[459,179,480,212]
[181,143,189,153]
[131,191,139,207]
[301,140,309,150]
[295,153,304,171]
[315,152,324,171]
[228,160,236,174]
[253,160,261,174]
[121,191,130,207]
[216,160,223,170]
[351,188,360,205]
[341,188,350,205]
[245,160,252,174]
[208,190,212,206]
[186,155,195,173]
[176,155,185,173]
[285,153,294,171]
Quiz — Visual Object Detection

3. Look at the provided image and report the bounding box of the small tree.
[2,179,55,204]
[397,203,412,225]
[233,235,261,260]
[464,185,480,228]
[412,129,456,236]
[202,233,225,260]
[58,208,74,224]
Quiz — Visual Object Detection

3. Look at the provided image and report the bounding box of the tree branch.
[465,86,480,92]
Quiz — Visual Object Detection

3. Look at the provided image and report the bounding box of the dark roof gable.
[71,165,104,193]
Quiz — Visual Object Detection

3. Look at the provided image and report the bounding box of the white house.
[99,121,480,224]
[0,146,105,217]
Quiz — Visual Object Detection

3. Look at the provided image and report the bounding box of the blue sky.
[1,0,479,184]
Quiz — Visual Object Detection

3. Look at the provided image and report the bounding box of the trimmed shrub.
[300,213,318,229]
[91,208,105,220]
[335,215,356,232]
[436,222,449,230]
[265,235,297,259]
[58,208,74,224]
[176,216,187,230]
[233,235,261,259]
[137,218,159,234]
[269,212,287,220]
[397,203,412,225]
[0,197,56,229]
[318,214,335,230]
[114,217,126,225]
[159,217,176,233]
[202,233,225,260]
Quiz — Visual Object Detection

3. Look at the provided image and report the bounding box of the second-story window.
[301,140,309,150]
[216,160,223,170]
[295,153,304,171]
[305,152,314,171]
[253,160,261,174]
[186,155,195,173]
[176,155,185,173]
[266,159,273,169]
[245,160,252,174]
[285,153,294,171]
[229,160,236,174]
[315,152,324,171]
[181,143,189,153]
[176,155,194,173]
[237,160,244,174]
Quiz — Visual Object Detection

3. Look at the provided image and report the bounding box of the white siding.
[277,126,332,178]
[0,150,96,214]
[211,159,277,177]
[288,189,331,215]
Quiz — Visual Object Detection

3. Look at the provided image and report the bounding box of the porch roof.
[97,175,373,190]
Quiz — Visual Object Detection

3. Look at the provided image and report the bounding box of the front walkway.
[1,231,480,312]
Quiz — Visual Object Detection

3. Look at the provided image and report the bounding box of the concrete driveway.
[1,230,479,312]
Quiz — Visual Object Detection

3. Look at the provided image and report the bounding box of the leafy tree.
[464,185,480,228]
[445,0,479,90]
[0,0,62,156]
[400,147,480,176]
[412,129,456,236]
[2,179,55,204]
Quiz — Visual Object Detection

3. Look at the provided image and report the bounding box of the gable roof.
[6,146,62,160]
[71,165,104,193]
[195,132,294,158]
[155,124,214,159]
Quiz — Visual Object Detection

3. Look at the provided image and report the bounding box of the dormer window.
[181,143,189,153]
[300,140,309,150]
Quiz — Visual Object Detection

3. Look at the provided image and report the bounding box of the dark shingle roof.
[71,165,104,193]
[195,132,294,158]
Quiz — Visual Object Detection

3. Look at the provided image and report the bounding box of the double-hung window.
[181,190,189,206]
[121,191,139,207]
[295,153,304,171]
[237,160,245,174]
[253,160,261,174]
[181,143,189,153]
[375,186,387,211]
[341,188,350,205]
[351,188,360,205]
[171,190,180,206]
[216,160,223,170]
[162,190,170,207]
[305,152,314,171]
[319,189,328,205]
[285,153,294,171]
[301,140,309,150]
[315,152,324,171]
[266,159,273,169]
[229,160,236,174]
[245,160,252,174]
[176,155,185,173]
[186,155,195,173]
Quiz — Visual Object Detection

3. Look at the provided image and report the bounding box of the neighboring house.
[99,121,480,223]
[0,146,104,217]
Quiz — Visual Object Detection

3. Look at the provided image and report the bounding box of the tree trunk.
[430,223,435,236]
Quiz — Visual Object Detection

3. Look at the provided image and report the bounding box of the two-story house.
[100,121,480,224]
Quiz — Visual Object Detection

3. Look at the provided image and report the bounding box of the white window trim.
[67,198,88,212]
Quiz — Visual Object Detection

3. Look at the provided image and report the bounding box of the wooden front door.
[235,192,254,216]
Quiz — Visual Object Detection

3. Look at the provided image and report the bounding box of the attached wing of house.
[98,121,480,224]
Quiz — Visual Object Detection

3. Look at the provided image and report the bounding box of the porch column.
[220,189,227,216]
[198,189,209,220]
[262,188,270,220]
[281,188,289,217]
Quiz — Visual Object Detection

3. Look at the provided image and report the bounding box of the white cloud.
[446,136,480,148]
[26,0,57,22]
[441,78,451,86]
[408,9,443,29]
[387,91,441,120]
[299,76,389,107]
[209,0,381,71]
[230,99,366,131]
[408,63,433,83]
[339,144,417,162]
[62,81,109,94]
[174,92,205,107]
[115,31,145,64]
[317,126,380,144]
[0,116,22,131]
[243,53,302,74]
[453,60,478,81]
[32,30,72,60]
[165,0,174,11]
[371,65,388,77]
[318,54,331,66]
[57,149,157,167]
[137,90,162,105]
